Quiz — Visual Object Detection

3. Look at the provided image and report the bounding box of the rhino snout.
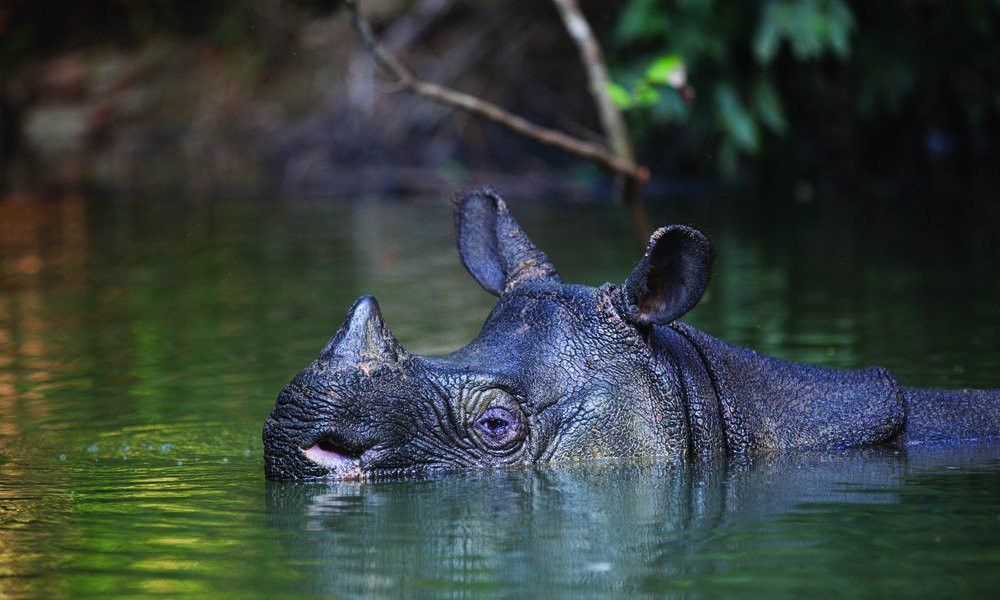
[263,413,374,481]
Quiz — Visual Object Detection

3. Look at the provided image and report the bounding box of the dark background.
[2,0,999,206]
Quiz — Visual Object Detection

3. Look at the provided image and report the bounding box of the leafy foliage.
[610,0,855,178]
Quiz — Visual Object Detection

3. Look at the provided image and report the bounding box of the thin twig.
[343,0,648,181]
[551,0,650,241]
[550,0,632,163]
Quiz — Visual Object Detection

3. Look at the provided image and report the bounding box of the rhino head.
[263,189,712,480]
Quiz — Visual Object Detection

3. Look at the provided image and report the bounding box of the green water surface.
[1,191,998,598]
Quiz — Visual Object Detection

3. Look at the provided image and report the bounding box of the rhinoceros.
[263,188,1000,480]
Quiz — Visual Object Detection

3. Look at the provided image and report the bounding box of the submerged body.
[263,189,1000,480]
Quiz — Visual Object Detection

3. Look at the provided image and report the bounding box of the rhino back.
[903,387,1000,444]
[666,323,907,453]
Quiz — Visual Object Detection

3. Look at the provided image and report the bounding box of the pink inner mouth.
[302,444,359,469]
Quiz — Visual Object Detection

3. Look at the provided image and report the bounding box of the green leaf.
[651,88,689,122]
[754,0,855,63]
[826,0,855,58]
[645,55,686,88]
[753,1,781,64]
[715,85,760,153]
[607,82,634,109]
[633,82,661,107]
[614,0,668,43]
[753,78,787,135]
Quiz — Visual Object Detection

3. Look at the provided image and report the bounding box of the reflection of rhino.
[263,188,1000,481]
[264,443,1000,596]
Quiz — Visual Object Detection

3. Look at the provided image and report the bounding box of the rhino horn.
[320,295,407,366]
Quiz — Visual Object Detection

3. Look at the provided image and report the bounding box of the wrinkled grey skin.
[263,189,1000,481]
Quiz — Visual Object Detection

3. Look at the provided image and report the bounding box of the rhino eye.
[477,407,512,434]
[474,406,523,451]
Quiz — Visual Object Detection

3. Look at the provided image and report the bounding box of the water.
[1,190,999,597]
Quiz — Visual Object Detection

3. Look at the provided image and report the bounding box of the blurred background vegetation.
[2,0,999,203]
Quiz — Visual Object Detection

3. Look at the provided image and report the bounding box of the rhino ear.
[621,225,712,326]
[455,188,560,295]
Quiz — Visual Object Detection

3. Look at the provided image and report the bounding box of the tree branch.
[551,0,650,241]
[550,0,632,163]
[343,0,648,182]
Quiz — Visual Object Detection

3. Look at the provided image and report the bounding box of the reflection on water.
[1,191,999,597]
[265,444,1000,597]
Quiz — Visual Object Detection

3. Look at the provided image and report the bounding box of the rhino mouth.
[301,434,366,480]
